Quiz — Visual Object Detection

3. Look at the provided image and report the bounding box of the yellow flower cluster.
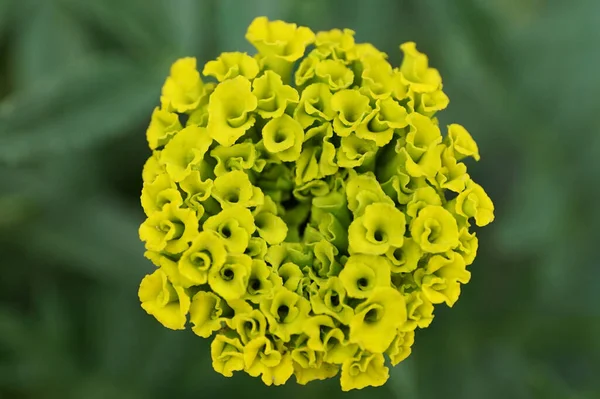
[139,16,494,391]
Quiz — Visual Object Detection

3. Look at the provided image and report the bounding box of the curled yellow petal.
[399,42,442,93]
[190,291,226,338]
[262,114,304,162]
[349,287,407,353]
[138,202,198,254]
[203,52,259,81]
[179,231,227,286]
[246,17,315,62]
[138,269,190,330]
[160,125,212,182]
[340,352,389,391]
[161,57,204,112]
[146,107,182,150]
[207,76,257,147]
[211,334,245,377]
[208,254,253,300]
[454,180,495,227]
[410,205,459,253]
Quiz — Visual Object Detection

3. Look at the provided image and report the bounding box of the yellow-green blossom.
[336,134,378,169]
[348,202,406,255]
[410,205,459,253]
[385,238,421,274]
[207,76,257,147]
[203,206,256,253]
[349,287,407,353]
[209,254,253,300]
[211,334,245,377]
[161,57,204,112]
[345,171,395,217]
[454,180,495,226]
[396,112,443,178]
[355,97,408,146]
[146,107,182,150]
[385,330,415,366]
[315,28,355,60]
[139,269,190,330]
[140,171,183,216]
[309,277,354,325]
[293,83,335,129]
[245,259,277,303]
[139,202,198,254]
[414,251,470,306]
[315,59,354,91]
[253,70,299,118]
[203,52,259,81]
[160,125,212,182]
[211,170,264,209]
[340,352,389,391]
[339,255,391,298]
[246,17,315,62]
[244,336,294,385]
[331,89,371,137]
[179,170,213,213]
[260,287,311,342]
[189,291,226,338]
[399,42,442,93]
[261,114,304,162]
[138,17,494,391]
[359,57,395,100]
[403,291,435,330]
[447,123,480,161]
[179,231,227,286]
[295,122,338,184]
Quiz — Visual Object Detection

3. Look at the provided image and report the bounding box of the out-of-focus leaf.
[0,55,165,165]
[62,0,173,59]
[11,0,90,90]
[216,0,294,52]
[162,0,214,58]
[494,165,568,254]
[388,357,419,399]
[0,307,28,351]
[506,0,600,129]
[0,0,18,38]
[14,196,148,285]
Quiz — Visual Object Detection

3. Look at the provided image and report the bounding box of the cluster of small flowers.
[138,17,494,391]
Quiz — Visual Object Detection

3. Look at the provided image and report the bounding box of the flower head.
[138,17,494,391]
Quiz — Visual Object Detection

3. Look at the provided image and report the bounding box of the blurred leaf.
[0,307,28,351]
[16,196,148,285]
[388,357,419,399]
[162,0,215,58]
[62,0,173,59]
[0,55,164,165]
[0,0,17,38]
[11,0,90,90]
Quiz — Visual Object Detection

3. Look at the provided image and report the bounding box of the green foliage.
[0,0,598,398]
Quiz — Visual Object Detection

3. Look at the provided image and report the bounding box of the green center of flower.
[221,267,234,281]
[364,306,384,324]
[373,229,386,243]
[190,251,211,268]
[277,305,290,322]
[274,131,287,143]
[248,278,261,294]
[220,224,232,238]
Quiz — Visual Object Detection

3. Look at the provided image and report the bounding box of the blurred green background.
[1,0,599,398]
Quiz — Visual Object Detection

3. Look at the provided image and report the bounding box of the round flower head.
[138,16,494,391]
